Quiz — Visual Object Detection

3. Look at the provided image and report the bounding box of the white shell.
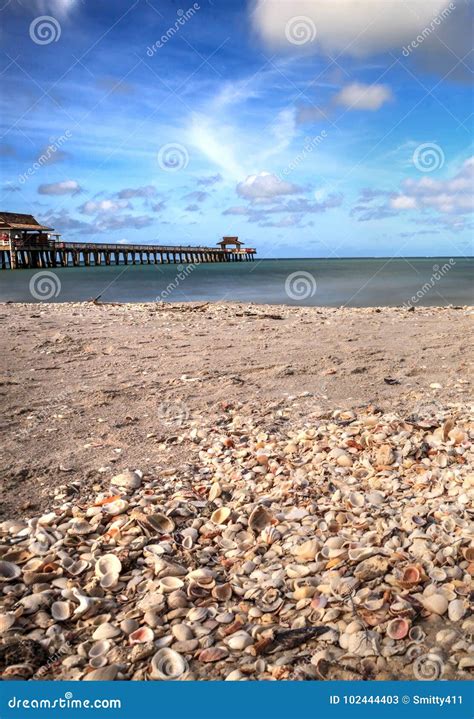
[150,648,188,680]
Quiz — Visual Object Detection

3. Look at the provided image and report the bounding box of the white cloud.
[80,199,130,215]
[334,82,393,111]
[38,180,81,195]
[400,157,474,214]
[29,0,78,19]
[251,0,455,57]
[390,195,417,209]
[236,171,301,200]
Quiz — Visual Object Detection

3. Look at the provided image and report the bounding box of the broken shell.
[248,505,273,532]
[210,507,231,525]
[212,583,232,601]
[294,539,319,562]
[0,560,21,582]
[422,593,448,615]
[150,648,188,680]
[147,513,175,533]
[387,617,410,640]
[51,601,72,621]
[0,613,16,633]
[208,483,222,501]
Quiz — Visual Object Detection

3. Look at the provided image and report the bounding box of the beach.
[0,301,472,681]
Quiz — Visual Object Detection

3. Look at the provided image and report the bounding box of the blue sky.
[0,0,472,257]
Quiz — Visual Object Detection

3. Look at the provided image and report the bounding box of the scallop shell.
[150,648,188,680]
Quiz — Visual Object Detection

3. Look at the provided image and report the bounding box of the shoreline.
[0,301,472,681]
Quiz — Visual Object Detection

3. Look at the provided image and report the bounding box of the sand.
[0,301,472,519]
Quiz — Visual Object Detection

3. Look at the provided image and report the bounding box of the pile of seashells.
[0,405,472,681]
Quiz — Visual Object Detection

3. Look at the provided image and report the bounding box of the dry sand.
[1,301,472,517]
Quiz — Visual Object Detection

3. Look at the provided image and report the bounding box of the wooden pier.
[0,214,256,269]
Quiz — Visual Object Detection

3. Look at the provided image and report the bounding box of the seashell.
[103,499,129,516]
[294,539,319,562]
[210,507,231,525]
[422,593,448,615]
[84,665,118,681]
[150,648,188,680]
[226,631,253,650]
[386,617,409,640]
[260,526,280,544]
[398,564,424,588]
[408,626,425,642]
[89,640,111,658]
[248,505,273,532]
[68,519,94,535]
[171,624,194,642]
[147,513,175,533]
[0,612,16,633]
[129,626,154,644]
[448,599,465,622]
[0,560,21,582]
[89,656,108,669]
[120,619,139,635]
[462,546,474,562]
[208,483,222,501]
[92,622,121,640]
[212,583,232,601]
[348,491,365,507]
[110,470,142,491]
[51,601,72,621]
[198,646,229,662]
[181,535,194,550]
[159,576,184,593]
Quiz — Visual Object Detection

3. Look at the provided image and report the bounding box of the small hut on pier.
[0,212,54,247]
[217,236,243,251]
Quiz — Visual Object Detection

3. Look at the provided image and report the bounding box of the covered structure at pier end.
[0,212,55,246]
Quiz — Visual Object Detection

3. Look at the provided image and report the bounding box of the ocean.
[0,257,472,307]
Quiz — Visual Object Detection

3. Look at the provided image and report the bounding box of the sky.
[0,0,473,258]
